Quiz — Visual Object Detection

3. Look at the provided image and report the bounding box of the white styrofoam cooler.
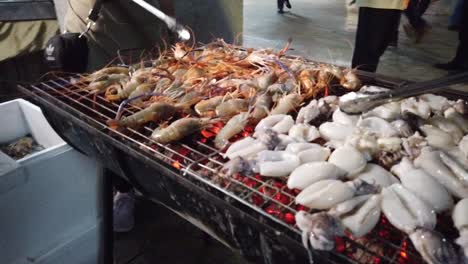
[0,99,102,264]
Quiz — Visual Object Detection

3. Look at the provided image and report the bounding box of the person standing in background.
[449,0,465,30]
[434,0,468,72]
[352,0,409,72]
[277,0,292,14]
[403,0,432,43]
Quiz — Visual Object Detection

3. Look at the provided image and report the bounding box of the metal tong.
[132,0,191,41]
[339,71,468,115]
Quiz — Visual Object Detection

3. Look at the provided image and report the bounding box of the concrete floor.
[243,0,468,91]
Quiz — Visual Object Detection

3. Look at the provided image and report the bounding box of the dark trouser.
[277,0,289,10]
[454,0,468,66]
[405,0,431,29]
[113,175,133,193]
[352,7,402,72]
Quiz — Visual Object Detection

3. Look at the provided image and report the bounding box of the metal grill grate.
[23,75,451,264]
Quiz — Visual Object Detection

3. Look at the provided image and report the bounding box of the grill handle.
[339,71,468,114]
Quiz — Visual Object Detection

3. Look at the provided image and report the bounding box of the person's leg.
[113,176,136,232]
[389,13,402,48]
[277,0,285,13]
[449,0,466,30]
[404,0,431,43]
[453,1,468,68]
[285,0,292,9]
[352,8,401,72]
[435,1,468,71]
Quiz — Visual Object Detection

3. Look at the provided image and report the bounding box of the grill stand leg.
[101,168,114,264]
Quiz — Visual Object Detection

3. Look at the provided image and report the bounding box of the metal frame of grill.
[18,71,466,264]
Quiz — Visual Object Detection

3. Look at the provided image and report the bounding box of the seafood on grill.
[296,99,320,124]
[221,156,257,177]
[255,114,294,134]
[453,198,468,258]
[296,145,331,164]
[318,121,355,145]
[414,147,468,198]
[107,102,180,128]
[363,101,402,121]
[287,162,346,190]
[288,124,320,142]
[460,135,468,158]
[223,137,267,159]
[391,157,453,213]
[420,124,457,150]
[214,112,250,149]
[194,96,224,117]
[151,117,214,144]
[381,184,436,235]
[356,117,399,138]
[355,164,399,188]
[328,146,367,178]
[391,119,414,137]
[445,107,468,133]
[295,211,345,251]
[332,108,359,126]
[409,228,463,264]
[295,179,380,209]
[269,93,303,115]
[329,194,382,238]
[255,150,300,177]
[297,194,381,250]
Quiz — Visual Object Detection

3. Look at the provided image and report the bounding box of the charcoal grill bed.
[18,71,466,264]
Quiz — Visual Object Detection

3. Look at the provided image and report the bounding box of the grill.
[18,70,465,264]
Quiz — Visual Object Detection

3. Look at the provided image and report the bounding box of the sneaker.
[285,1,292,9]
[113,192,135,233]
[278,9,285,14]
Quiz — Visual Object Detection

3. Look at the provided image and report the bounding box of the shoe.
[113,192,135,233]
[278,9,285,14]
[285,1,292,9]
[403,24,416,40]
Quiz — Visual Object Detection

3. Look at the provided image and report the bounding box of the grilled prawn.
[151,117,213,144]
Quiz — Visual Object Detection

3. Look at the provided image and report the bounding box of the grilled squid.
[453,198,468,258]
[287,162,346,190]
[414,147,468,199]
[255,114,294,134]
[295,179,380,210]
[392,157,453,213]
[381,184,436,235]
[255,150,300,177]
[328,146,367,178]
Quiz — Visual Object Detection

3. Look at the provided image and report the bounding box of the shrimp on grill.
[195,96,224,117]
[105,80,139,101]
[86,74,129,94]
[107,102,180,128]
[214,112,250,149]
[215,98,250,118]
[127,83,156,106]
[151,117,214,144]
[83,66,129,82]
[340,69,362,90]
[270,93,303,115]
